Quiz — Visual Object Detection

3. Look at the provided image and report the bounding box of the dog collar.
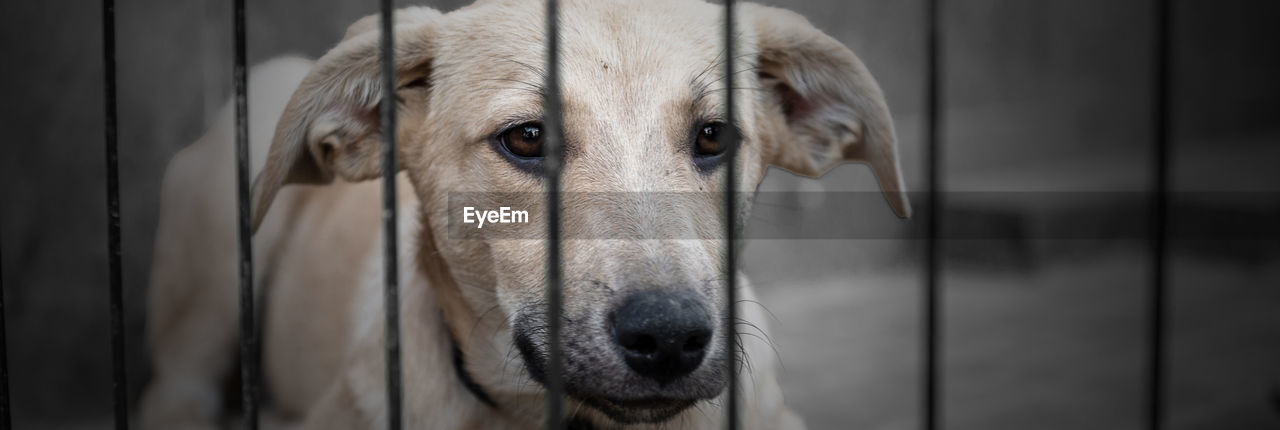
[448,332,499,409]
[450,338,605,429]
[445,318,600,428]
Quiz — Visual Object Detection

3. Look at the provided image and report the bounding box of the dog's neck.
[415,211,543,416]
[413,212,480,349]
[444,320,498,408]
[414,212,500,403]
[412,213,634,430]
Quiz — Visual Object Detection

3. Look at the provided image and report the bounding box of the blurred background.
[2,0,1278,428]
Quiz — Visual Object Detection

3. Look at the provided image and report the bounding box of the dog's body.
[141,1,908,428]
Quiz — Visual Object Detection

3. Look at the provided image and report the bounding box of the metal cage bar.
[926,0,947,427]
[543,0,567,428]
[721,0,741,428]
[923,0,942,429]
[102,0,129,427]
[232,0,259,428]
[377,1,405,429]
[1147,0,1172,429]
[1,240,9,428]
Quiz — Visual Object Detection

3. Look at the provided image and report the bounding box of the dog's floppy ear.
[250,7,441,231]
[746,4,911,218]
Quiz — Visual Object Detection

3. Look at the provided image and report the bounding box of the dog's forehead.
[437,0,733,115]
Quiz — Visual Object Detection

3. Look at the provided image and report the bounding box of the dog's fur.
[139,0,908,428]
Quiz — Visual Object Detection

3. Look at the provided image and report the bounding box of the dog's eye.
[500,123,544,158]
[694,122,727,157]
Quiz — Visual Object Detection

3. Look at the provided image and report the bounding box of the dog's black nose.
[610,289,712,384]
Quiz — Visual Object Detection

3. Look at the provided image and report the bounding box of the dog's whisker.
[736,299,782,324]
[494,56,549,80]
[466,77,547,95]
[691,401,711,424]
[468,303,502,337]
[733,337,758,387]
[734,317,782,358]
[568,398,585,422]
[733,329,783,369]
[698,86,769,95]
[697,67,765,89]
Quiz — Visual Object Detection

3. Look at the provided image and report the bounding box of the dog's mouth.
[512,335,706,423]
[577,395,699,424]
[512,324,718,424]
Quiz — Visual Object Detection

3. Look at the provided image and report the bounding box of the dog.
[139,0,909,428]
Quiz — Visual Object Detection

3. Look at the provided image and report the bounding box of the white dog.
[140,0,909,428]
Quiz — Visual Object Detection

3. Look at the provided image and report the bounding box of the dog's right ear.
[251,7,441,232]
[745,3,911,219]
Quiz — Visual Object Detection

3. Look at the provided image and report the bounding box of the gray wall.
[2,0,1277,427]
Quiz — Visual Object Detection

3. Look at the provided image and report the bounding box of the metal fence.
[0,0,1174,428]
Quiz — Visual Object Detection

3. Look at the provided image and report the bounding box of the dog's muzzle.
[513,287,725,424]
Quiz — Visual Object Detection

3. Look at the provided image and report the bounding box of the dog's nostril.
[683,331,710,353]
[620,333,658,355]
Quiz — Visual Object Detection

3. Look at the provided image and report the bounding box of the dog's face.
[251,0,908,424]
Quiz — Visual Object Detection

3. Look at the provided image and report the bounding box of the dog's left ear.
[746,4,911,218]
[250,7,441,231]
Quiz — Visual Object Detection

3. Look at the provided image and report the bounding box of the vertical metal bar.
[0,240,9,428]
[922,0,942,429]
[102,0,129,427]
[721,1,740,429]
[377,1,404,429]
[543,0,566,428]
[232,0,258,428]
[1147,0,1171,429]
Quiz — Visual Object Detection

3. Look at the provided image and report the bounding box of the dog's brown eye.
[501,123,543,158]
[694,122,726,156]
